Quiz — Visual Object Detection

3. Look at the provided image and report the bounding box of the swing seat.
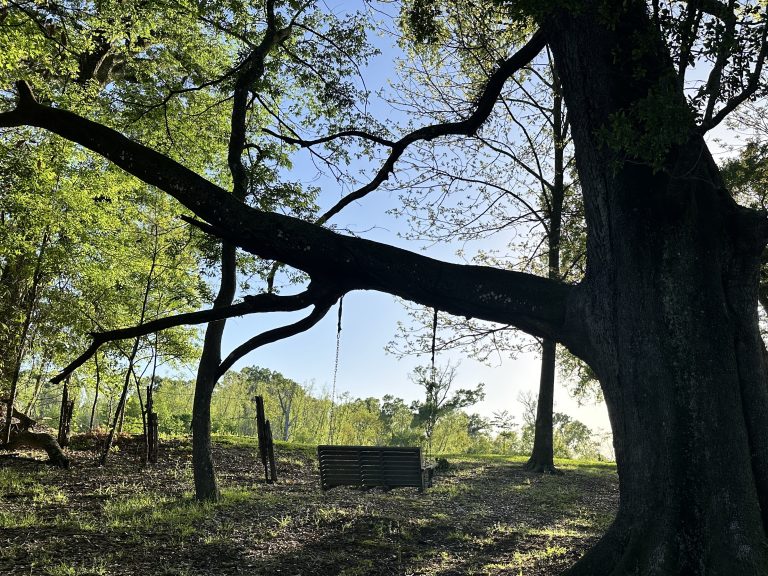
[317,445,432,492]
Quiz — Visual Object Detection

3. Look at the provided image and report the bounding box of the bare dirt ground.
[0,436,618,575]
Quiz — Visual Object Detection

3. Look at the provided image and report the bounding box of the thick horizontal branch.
[1,32,572,346]
[50,289,332,384]
[190,207,572,341]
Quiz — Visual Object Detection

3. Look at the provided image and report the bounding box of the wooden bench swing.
[317,444,433,491]
[317,300,436,492]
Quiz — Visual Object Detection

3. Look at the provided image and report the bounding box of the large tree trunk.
[545,4,768,573]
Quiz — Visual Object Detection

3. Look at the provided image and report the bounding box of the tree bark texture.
[544,3,768,573]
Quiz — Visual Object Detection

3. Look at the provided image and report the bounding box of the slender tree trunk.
[279,390,294,441]
[525,78,565,474]
[116,397,126,435]
[191,243,236,501]
[142,337,158,463]
[133,366,147,461]
[190,15,287,495]
[190,78,245,500]
[3,229,49,443]
[89,352,100,431]
[524,338,559,473]
[100,226,157,464]
[100,337,140,466]
[544,5,768,572]
[22,352,49,415]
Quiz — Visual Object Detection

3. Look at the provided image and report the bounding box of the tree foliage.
[3,0,768,570]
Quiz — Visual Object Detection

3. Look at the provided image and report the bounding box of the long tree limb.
[0,56,572,351]
[288,30,547,226]
[50,289,330,384]
[216,297,337,377]
[180,214,572,342]
[3,90,571,340]
[258,31,547,291]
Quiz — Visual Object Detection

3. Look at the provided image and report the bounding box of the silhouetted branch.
[51,288,334,384]
[217,295,338,376]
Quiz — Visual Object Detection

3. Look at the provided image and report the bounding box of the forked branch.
[217,295,338,376]
[0,31,574,352]
[50,287,338,384]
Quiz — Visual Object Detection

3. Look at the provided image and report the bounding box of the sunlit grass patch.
[429,481,470,497]
[32,486,68,505]
[0,467,65,503]
[44,559,108,576]
[0,508,39,528]
[489,521,525,536]
[526,526,588,538]
[481,544,569,574]
[219,486,255,505]
[555,459,617,475]
[103,491,213,536]
[0,467,33,493]
[50,510,98,532]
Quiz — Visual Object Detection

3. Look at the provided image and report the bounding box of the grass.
[0,435,618,576]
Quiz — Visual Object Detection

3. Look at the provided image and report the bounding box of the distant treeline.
[23,365,612,460]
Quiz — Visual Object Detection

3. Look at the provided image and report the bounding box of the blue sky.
[185,2,617,436]
[194,1,751,437]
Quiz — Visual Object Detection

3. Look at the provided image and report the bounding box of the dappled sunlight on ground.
[0,436,618,575]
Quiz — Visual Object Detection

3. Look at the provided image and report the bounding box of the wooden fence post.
[254,396,277,483]
[148,412,158,464]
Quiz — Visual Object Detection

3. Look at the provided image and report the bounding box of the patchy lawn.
[0,435,618,575]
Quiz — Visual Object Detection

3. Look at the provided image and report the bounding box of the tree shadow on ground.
[0,439,618,576]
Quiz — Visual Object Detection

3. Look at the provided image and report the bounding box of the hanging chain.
[328,296,343,444]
